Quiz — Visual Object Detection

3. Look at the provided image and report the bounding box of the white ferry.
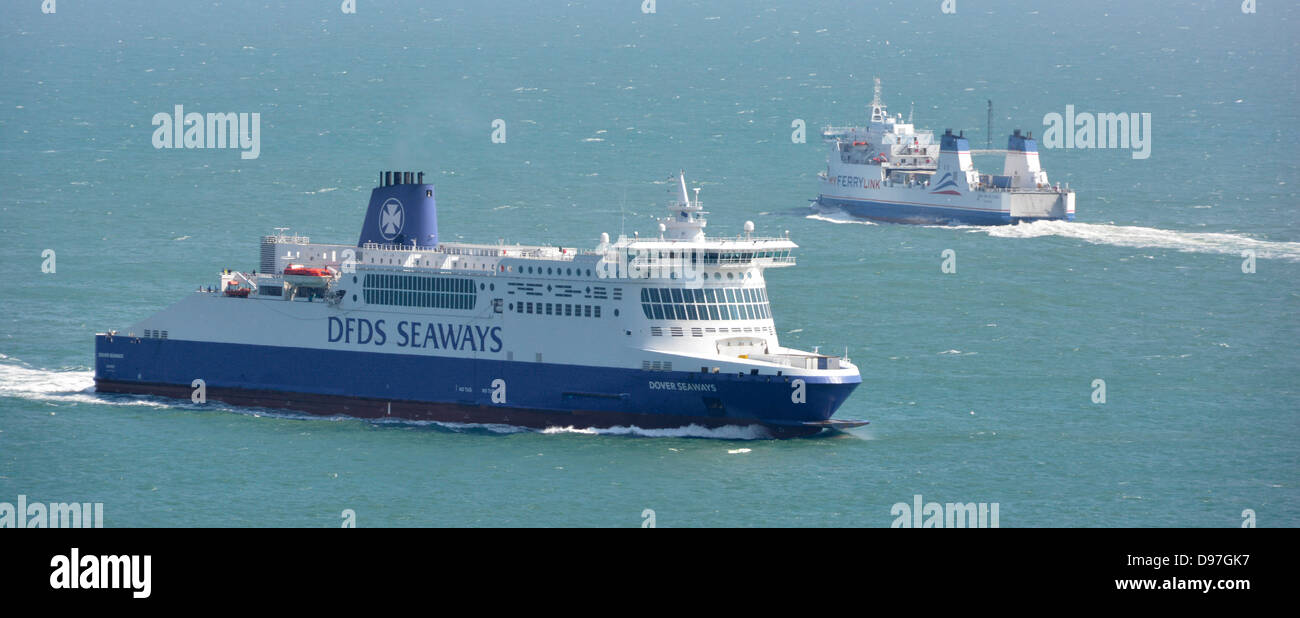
[817,79,1075,225]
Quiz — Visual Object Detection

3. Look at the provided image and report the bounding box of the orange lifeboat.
[283,264,333,288]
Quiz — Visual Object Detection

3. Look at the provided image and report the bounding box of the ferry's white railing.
[361,242,438,252]
[360,242,595,260]
[264,234,312,245]
[747,352,847,370]
[623,251,795,269]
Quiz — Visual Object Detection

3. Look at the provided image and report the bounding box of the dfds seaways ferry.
[94,172,865,437]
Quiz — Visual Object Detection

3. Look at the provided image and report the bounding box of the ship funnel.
[357,171,438,248]
[1003,130,1049,189]
[934,129,975,191]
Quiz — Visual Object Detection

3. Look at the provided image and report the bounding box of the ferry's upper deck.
[251,172,796,282]
[823,78,936,151]
[195,172,851,377]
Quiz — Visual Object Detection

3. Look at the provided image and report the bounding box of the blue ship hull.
[817,196,1073,226]
[93,335,862,437]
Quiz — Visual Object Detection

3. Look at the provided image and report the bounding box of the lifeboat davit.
[283,264,333,288]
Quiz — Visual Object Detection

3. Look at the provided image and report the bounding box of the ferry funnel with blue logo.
[358,171,438,248]
[932,129,978,195]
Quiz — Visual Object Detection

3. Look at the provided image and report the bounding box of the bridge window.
[637,287,770,322]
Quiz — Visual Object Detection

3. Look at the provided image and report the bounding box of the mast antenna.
[619,185,627,240]
[986,99,993,149]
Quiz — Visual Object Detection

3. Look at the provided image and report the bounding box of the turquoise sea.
[1,0,1297,526]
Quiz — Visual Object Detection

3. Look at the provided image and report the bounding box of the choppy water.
[1,0,1296,526]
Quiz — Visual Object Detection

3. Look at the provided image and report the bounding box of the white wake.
[974,220,1300,261]
[805,203,1300,261]
[0,362,105,406]
[804,211,878,226]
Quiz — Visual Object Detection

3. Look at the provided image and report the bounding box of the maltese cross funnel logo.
[379,198,405,241]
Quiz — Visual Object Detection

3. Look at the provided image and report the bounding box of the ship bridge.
[596,171,796,281]
[824,78,934,144]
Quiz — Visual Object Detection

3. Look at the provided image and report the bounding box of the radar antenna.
[869,77,887,124]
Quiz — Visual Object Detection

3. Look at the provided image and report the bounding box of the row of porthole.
[697,271,750,280]
[655,271,753,281]
[508,302,619,318]
[356,267,597,280]
[505,265,596,277]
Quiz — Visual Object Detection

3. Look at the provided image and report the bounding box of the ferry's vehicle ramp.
[1003,129,1075,221]
[1009,191,1074,220]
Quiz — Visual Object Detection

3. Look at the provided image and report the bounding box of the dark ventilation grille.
[362,273,477,310]
[260,238,277,273]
